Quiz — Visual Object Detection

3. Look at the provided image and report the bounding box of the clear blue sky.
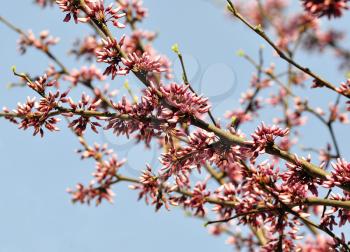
[0,1,349,251]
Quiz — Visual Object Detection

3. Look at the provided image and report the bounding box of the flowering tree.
[1,0,350,251]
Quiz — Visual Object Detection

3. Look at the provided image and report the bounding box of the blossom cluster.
[66,93,103,135]
[68,143,125,205]
[119,0,148,22]
[56,0,81,23]
[70,35,102,61]
[119,52,165,75]
[302,0,349,18]
[57,0,127,26]
[64,65,105,86]
[2,74,70,136]
[18,30,59,54]
[105,82,210,146]
[83,0,126,27]
[250,123,290,160]
[96,37,125,79]
[35,0,55,7]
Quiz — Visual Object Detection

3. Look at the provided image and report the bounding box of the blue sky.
[0,1,350,251]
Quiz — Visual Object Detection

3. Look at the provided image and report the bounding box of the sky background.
[0,1,350,252]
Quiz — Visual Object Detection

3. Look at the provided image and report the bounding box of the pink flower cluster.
[302,0,349,18]
[185,182,210,216]
[18,30,59,54]
[57,0,126,26]
[325,159,350,188]
[35,0,55,7]
[68,183,115,205]
[96,37,125,79]
[96,37,169,80]
[105,82,210,141]
[66,93,103,135]
[119,52,165,75]
[119,0,148,22]
[327,192,350,227]
[250,123,290,160]
[64,65,105,86]
[157,83,211,120]
[56,0,81,23]
[121,29,173,80]
[70,35,101,61]
[129,165,168,211]
[3,96,60,137]
[28,74,57,95]
[281,155,321,197]
[68,143,125,205]
[83,0,126,28]
[304,29,345,52]
[337,79,350,97]
[2,74,71,136]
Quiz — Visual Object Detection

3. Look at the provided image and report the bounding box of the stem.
[236,47,264,128]
[176,50,218,126]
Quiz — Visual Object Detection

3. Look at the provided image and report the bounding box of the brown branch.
[236,46,264,128]
[226,0,349,99]
[172,44,218,126]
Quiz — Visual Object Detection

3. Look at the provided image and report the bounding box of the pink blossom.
[93,155,126,184]
[64,65,105,86]
[297,235,336,252]
[237,0,287,26]
[10,96,61,137]
[327,192,350,227]
[121,29,157,54]
[18,30,59,54]
[185,182,210,216]
[157,83,211,120]
[337,79,350,96]
[35,0,55,7]
[96,36,125,79]
[27,74,57,95]
[302,0,349,18]
[119,52,165,75]
[250,123,290,160]
[281,155,322,197]
[56,0,81,23]
[325,158,350,187]
[304,29,345,52]
[83,0,126,28]
[119,0,148,22]
[129,165,168,211]
[328,103,349,124]
[3,74,71,136]
[119,30,173,80]
[67,93,102,135]
[213,183,237,219]
[275,13,318,50]
[70,35,101,61]
[68,143,126,205]
[68,183,115,205]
